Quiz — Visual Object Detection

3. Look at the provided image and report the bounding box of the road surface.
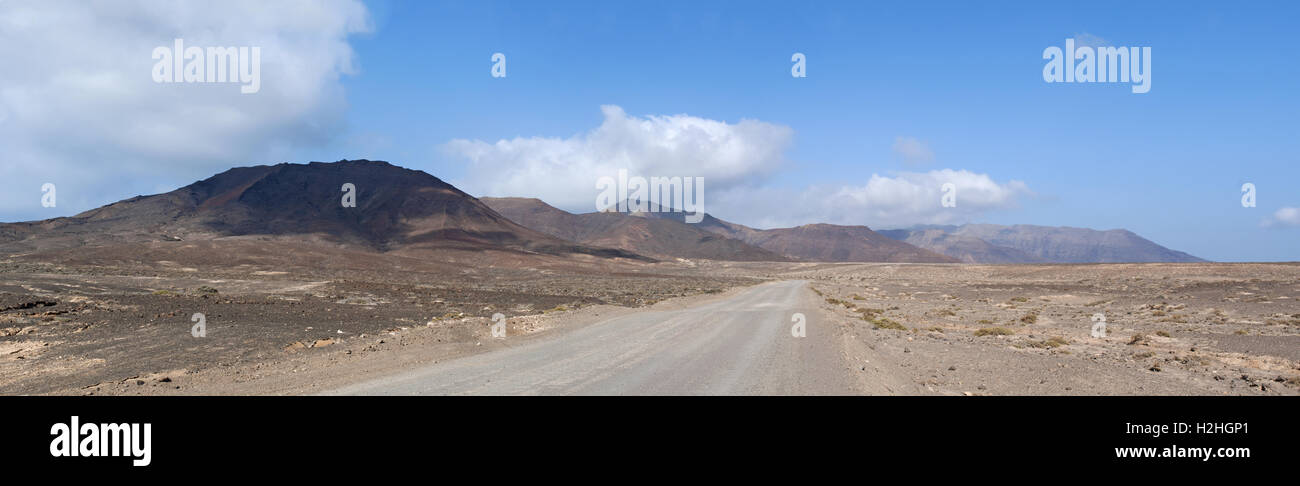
[326,280,859,395]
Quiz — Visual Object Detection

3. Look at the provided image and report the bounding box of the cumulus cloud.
[443,105,794,211]
[712,169,1029,229]
[891,136,934,165]
[0,0,370,220]
[1263,207,1300,228]
[445,106,1031,229]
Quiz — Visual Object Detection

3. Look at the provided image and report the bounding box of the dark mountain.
[881,224,1206,263]
[481,197,788,261]
[0,160,645,260]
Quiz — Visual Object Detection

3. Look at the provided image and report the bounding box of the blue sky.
[3,1,1297,261]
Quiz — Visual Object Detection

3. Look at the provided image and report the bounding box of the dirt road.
[326,280,859,395]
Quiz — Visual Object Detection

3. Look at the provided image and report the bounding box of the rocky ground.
[3,257,1297,395]
[0,258,753,395]
[779,262,1300,395]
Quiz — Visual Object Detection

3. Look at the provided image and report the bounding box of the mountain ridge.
[881,223,1206,263]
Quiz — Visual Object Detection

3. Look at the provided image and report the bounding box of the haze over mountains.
[878,225,1205,264]
[1,160,1204,265]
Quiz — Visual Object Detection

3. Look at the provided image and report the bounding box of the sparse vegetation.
[825,297,851,307]
[870,316,907,331]
[1025,336,1070,348]
[1155,330,1171,338]
[1019,313,1038,324]
[974,327,1015,337]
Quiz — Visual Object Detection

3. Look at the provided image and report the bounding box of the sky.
[1,0,1297,261]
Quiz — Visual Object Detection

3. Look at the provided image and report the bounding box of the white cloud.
[712,169,1029,229]
[0,0,370,220]
[891,136,934,165]
[1073,32,1110,49]
[445,106,1030,229]
[1264,207,1300,228]
[443,105,794,211]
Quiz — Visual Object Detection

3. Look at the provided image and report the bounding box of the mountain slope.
[628,210,957,263]
[481,197,788,261]
[715,223,958,263]
[877,228,1046,264]
[0,160,645,260]
[881,224,1205,263]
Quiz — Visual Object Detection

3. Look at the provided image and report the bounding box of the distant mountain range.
[480,197,788,262]
[485,198,957,263]
[0,160,1206,265]
[878,224,1205,263]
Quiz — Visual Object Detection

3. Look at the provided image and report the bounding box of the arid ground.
[2,257,1297,395]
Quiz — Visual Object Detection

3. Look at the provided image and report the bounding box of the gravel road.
[326,280,859,395]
